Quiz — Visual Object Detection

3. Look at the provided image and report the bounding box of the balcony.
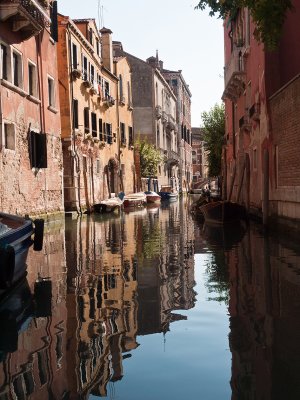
[249,103,260,121]
[103,95,115,107]
[162,110,167,124]
[239,114,252,132]
[164,149,180,165]
[166,114,176,131]
[222,48,246,102]
[155,105,162,119]
[0,0,51,40]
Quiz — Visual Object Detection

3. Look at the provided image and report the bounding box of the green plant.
[136,139,163,178]
[201,103,225,177]
[195,0,293,50]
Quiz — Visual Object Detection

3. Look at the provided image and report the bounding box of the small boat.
[199,201,247,225]
[94,197,123,213]
[158,186,179,201]
[0,212,44,296]
[144,191,161,204]
[123,192,147,208]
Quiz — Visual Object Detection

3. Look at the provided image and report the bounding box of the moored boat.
[144,191,161,204]
[0,213,44,296]
[94,197,123,213]
[199,201,247,225]
[158,186,179,201]
[123,192,147,208]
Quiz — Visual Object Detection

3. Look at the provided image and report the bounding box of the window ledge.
[47,105,59,114]
[1,79,27,97]
[27,95,41,104]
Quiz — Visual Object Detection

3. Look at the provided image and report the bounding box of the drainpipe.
[114,62,123,194]
[0,83,3,210]
[36,33,48,214]
[67,24,82,214]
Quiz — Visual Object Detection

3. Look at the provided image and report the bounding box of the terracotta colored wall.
[0,20,63,216]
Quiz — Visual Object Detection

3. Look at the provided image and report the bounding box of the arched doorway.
[107,158,119,196]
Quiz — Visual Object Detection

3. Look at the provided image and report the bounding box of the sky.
[58,0,224,127]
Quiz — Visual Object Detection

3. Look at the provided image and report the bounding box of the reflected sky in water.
[1,198,300,399]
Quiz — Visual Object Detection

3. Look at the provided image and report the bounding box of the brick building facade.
[0,0,63,216]
[222,5,300,225]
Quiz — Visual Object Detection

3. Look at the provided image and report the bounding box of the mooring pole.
[263,148,269,226]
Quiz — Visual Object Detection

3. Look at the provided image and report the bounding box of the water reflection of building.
[65,215,139,398]
[227,226,300,400]
[137,201,196,336]
[0,220,68,399]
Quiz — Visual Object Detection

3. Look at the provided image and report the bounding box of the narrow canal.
[1,198,300,399]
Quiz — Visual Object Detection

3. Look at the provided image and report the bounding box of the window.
[127,81,132,106]
[28,61,38,97]
[120,122,126,145]
[72,43,78,69]
[121,163,125,176]
[0,43,8,80]
[96,159,100,174]
[30,131,47,168]
[82,55,88,80]
[3,123,15,150]
[48,76,55,107]
[84,108,89,134]
[73,99,79,129]
[90,64,95,84]
[128,126,133,146]
[104,80,110,98]
[119,74,123,100]
[12,51,22,88]
[88,28,93,45]
[106,123,112,144]
[99,118,103,141]
[172,79,178,86]
[96,38,100,56]
[91,112,97,137]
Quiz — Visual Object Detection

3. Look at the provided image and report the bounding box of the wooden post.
[236,156,246,203]
[263,149,269,226]
[228,160,236,201]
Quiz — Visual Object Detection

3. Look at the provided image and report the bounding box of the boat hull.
[200,201,247,225]
[123,192,147,208]
[0,213,43,296]
[159,192,178,201]
[145,191,161,204]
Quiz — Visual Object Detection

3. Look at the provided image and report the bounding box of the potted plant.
[71,68,82,80]
[83,80,92,89]
[90,87,97,95]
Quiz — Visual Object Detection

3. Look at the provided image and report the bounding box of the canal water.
[1,198,300,399]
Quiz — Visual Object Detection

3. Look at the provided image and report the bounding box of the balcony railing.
[155,105,162,119]
[162,110,167,124]
[222,48,246,102]
[0,0,51,39]
[166,114,176,131]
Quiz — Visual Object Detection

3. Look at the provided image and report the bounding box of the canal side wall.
[269,74,300,224]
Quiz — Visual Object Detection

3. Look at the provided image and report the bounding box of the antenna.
[98,0,104,28]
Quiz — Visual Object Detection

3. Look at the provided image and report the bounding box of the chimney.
[100,27,113,71]
[112,41,123,57]
[159,60,163,70]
